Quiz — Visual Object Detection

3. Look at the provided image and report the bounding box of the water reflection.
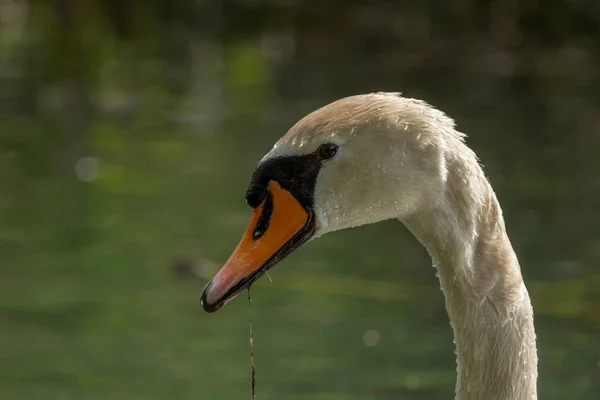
[1,1,599,399]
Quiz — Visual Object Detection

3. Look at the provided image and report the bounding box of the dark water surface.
[1,2,599,399]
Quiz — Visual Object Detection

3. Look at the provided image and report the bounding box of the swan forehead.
[262,92,460,164]
[265,132,344,161]
[265,92,432,157]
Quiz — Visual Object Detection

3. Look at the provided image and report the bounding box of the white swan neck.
[403,183,538,400]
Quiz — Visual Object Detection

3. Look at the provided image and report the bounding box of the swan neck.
[403,180,538,400]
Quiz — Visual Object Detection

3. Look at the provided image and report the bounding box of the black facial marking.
[245,152,323,210]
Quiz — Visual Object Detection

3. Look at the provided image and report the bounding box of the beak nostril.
[252,190,274,241]
[253,227,265,240]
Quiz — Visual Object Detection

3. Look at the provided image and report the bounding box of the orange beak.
[201,181,314,312]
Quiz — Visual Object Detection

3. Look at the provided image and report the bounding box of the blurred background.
[1,0,599,399]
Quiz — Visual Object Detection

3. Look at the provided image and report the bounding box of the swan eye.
[317,143,338,160]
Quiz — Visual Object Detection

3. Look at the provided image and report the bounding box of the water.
[1,2,599,399]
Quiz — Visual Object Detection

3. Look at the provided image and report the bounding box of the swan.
[201,92,538,400]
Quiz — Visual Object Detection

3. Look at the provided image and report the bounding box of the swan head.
[201,92,459,312]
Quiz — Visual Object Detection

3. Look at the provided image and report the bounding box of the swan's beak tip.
[200,281,222,313]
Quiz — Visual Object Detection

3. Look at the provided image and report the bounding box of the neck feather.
[403,154,538,400]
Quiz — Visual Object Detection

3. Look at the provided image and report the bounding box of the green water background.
[1,1,599,399]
